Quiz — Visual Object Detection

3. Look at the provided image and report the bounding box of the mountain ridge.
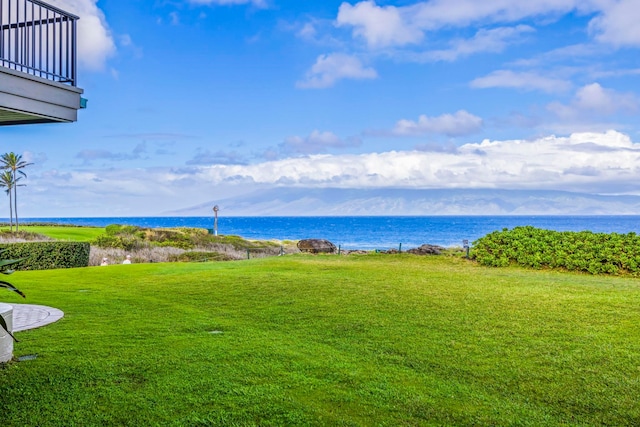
[163,188,640,216]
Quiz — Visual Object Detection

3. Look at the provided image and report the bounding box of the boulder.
[406,244,446,255]
[297,239,337,254]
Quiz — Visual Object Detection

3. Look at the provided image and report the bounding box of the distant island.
[165,188,640,217]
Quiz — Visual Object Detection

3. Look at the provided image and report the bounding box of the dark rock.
[297,239,337,254]
[406,244,446,255]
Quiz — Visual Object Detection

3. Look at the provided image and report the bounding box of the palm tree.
[0,153,33,232]
[0,171,14,231]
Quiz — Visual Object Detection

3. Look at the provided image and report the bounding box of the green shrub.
[0,242,90,270]
[93,224,278,256]
[210,235,277,250]
[153,240,194,250]
[167,251,232,262]
[146,229,194,249]
[92,235,141,251]
[472,226,640,275]
[105,224,140,236]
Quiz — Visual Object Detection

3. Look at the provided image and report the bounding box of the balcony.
[0,0,84,126]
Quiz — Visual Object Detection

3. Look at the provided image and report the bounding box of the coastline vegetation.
[0,224,298,265]
[2,254,640,425]
[90,224,295,264]
[473,225,640,275]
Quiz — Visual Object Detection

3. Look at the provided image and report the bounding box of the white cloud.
[335,0,585,49]
[336,1,423,48]
[281,131,362,155]
[161,130,634,194]
[169,12,180,26]
[591,68,640,79]
[336,0,640,51]
[421,25,535,62]
[471,70,572,93]
[297,53,378,89]
[507,43,602,68]
[25,167,192,216]
[298,23,317,40]
[408,0,592,30]
[573,83,637,113]
[22,151,48,166]
[48,0,116,70]
[187,0,267,7]
[548,83,638,119]
[186,149,247,165]
[391,110,483,137]
[192,130,640,193]
[589,0,640,47]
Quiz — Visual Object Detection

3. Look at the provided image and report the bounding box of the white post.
[213,205,219,236]
[0,303,14,363]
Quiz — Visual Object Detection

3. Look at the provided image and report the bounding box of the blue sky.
[5,0,640,217]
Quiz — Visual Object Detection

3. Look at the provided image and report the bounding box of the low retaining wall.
[0,303,14,362]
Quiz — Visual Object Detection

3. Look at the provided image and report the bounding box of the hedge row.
[472,226,640,275]
[0,242,90,271]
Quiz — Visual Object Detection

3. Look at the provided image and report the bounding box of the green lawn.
[2,225,105,241]
[2,254,640,426]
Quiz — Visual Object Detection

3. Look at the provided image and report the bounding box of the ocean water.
[18,216,640,250]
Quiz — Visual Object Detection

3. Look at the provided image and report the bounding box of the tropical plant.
[0,170,15,231]
[0,250,25,342]
[472,226,640,275]
[0,152,33,232]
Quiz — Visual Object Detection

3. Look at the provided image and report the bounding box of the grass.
[2,254,640,425]
[1,225,105,242]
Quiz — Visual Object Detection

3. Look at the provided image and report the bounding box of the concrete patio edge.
[8,304,64,332]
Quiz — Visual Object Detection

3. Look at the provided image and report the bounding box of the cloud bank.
[336,0,640,50]
[21,130,640,216]
[185,130,637,194]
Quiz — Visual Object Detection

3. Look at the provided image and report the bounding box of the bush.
[0,242,90,271]
[168,251,232,262]
[96,225,197,250]
[153,240,194,250]
[92,234,142,251]
[472,226,640,275]
[146,229,194,250]
[91,224,290,262]
[105,224,141,236]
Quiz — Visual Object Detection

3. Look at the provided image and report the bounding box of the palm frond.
[0,281,25,298]
[0,315,19,342]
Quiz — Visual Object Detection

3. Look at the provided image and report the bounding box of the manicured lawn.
[2,225,105,241]
[2,254,640,426]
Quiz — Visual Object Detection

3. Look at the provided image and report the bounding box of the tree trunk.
[13,177,18,232]
[7,188,13,232]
